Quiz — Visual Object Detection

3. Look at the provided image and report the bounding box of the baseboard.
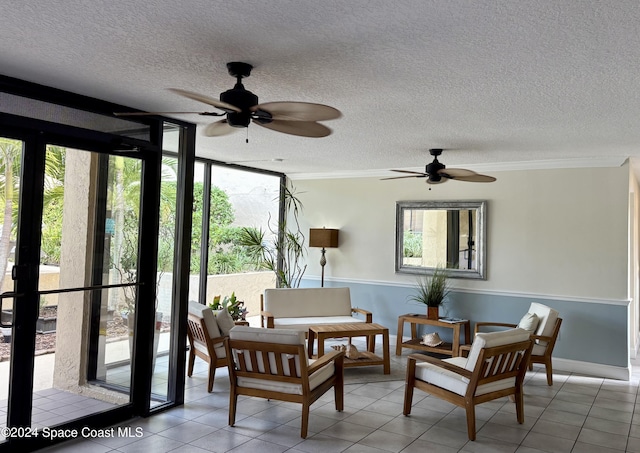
[552,357,631,381]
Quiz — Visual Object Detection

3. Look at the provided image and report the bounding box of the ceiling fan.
[382,149,496,184]
[114,62,341,138]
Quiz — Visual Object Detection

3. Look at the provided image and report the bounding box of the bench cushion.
[264,287,352,318]
[273,316,365,331]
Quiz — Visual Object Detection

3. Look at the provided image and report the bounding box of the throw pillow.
[517,312,539,333]
[214,308,235,336]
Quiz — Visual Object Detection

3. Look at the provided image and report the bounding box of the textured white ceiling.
[1,1,639,177]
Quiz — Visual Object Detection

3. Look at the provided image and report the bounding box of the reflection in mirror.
[396,201,486,279]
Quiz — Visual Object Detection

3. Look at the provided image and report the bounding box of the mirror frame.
[395,200,487,279]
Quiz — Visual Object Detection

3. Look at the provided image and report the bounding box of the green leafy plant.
[409,265,450,307]
[210,292,248,321]
[239,183,306,288]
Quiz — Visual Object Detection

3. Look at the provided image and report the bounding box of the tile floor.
[26,341,640,453]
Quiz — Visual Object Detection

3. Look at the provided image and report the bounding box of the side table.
[396,314,470,357]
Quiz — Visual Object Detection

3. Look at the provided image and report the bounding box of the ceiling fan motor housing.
[221,84,259,127]
[426,158,445,182]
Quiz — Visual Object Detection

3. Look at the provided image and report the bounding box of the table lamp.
[309,228,339,287]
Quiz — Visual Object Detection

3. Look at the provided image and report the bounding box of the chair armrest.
[474,322,518,334]
[210,335,227,346]
[407,353,472,379]
[352,307,373,323]
[530,333,553,343]
[260,310,274,328]
[308,350,344,375]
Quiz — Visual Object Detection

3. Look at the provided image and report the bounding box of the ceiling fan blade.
[453,174,497,182]
[381,174,427,180]
[440,168,496,182]
[168,88,241,113]
[253,102,341,121]
[390,169,428,176]
[114,111,209,116]
[203,119,236,137]
[253,119,332,137]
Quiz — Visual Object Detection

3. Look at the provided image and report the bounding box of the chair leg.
[334,377,344,412]
[544,357,553,386]
[465,402,476,441]
[228,388,237,427]
[187,350,195,377]
[301,403,310,438]
[207,364,216,393]
[515,387,525,424]
[403,358,416,416]
[403,385,414,416]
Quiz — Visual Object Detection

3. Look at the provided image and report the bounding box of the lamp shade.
[309,228,339,248]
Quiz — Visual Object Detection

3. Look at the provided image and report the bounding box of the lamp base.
[320,248,327,287]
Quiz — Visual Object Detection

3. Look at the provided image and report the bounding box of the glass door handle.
[0,291,22,328]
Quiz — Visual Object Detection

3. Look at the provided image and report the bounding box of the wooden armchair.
[469,302,561,385]
[225,326,345,438]
[186,302,229,392]
[404,328,533,441]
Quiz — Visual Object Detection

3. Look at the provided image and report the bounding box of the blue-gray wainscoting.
[300,278,631,380]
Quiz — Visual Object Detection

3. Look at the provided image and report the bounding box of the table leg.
[308,330,316,357]
[317,334,325,358]
[452,323,461,356]
[382,330,390,374]
[396,316,405,355]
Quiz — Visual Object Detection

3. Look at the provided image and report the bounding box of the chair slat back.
[228,338,309,384]
[472,339,532,387]
[187,314,208,346]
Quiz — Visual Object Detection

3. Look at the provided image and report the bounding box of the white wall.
[294,164,629,300]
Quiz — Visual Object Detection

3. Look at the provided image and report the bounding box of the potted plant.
[409,265,450,320]
[210,292,248,322]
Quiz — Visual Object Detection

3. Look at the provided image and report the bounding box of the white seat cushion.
[414,329,529,397]
[414,357,515,396]
[237,358,335,395]
[273,316,365,332]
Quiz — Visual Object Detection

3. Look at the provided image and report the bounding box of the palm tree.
[0,138,22,291]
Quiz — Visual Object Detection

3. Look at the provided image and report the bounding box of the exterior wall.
[293,164,631,377]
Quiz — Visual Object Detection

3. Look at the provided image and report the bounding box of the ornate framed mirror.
[396,200,487,279]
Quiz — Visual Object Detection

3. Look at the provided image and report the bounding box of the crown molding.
[289,156,628,180]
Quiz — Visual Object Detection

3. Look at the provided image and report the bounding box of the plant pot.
[427,306,439,320]
[36,316,57,334]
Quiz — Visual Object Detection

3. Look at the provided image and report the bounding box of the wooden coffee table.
[307,323,390,374]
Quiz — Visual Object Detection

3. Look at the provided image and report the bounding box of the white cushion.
[517,312,539,333]
[263,287,353,318]
[465,328,531,372]
[188,301,222,339]
[415,358,515,396]
[188,301,225,358]
[414,330,529,397]
[528,302,559,347]
[273,316,365,332]
[214,308,235,336]
[237,359,335,395]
